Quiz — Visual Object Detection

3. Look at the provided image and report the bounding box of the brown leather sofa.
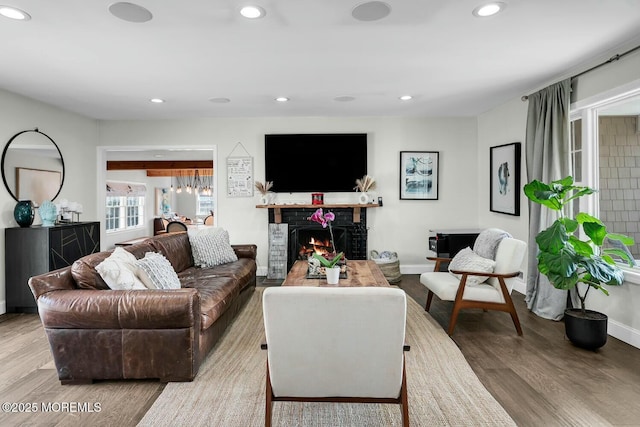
[28,232,257,385]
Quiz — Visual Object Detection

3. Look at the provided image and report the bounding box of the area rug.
[138,288,515,426]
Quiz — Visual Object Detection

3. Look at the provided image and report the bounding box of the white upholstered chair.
[420,233,527,336]
[261,286,409,427]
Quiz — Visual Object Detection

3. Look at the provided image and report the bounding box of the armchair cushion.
[448,247,496,284]
[421,271,507,303]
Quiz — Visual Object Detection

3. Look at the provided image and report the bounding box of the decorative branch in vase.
[354,175,376,204]
[255,181,273,205]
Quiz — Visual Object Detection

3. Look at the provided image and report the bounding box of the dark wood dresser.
[5,221,100,313]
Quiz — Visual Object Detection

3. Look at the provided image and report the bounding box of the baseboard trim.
[608,319,640,350]
[400,264,434,275]
[0,300,6,315]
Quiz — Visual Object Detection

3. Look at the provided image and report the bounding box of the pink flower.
[308,208,328,228]
[324,211,335,222]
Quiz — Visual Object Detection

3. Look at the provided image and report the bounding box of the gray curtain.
[525,79,571,320]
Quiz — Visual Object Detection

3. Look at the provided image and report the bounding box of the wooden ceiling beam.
[146,169,213,177]
[107,160,213,170]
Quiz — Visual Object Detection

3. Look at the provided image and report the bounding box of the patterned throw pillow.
[188,227,238,268]
[95,247,147,290]
[135,252,181,290]
[448,247,496,284]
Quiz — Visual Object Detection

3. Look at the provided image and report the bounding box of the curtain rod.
[521,44,640,101]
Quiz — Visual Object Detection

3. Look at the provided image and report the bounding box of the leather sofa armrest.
[36,288,200,330]
[233,244,257,260]
[29,267,76,300]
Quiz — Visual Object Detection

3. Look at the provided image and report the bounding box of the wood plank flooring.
[1,276,639,426]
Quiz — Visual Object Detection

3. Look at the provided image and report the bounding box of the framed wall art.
[489,142,521,216]
[400,151,439,200]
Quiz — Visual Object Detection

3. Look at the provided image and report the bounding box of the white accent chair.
[261,286,409,427]
[420,236,527,336]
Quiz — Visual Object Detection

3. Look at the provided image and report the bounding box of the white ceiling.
[1,0,640,121]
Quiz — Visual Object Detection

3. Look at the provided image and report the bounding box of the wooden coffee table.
[282,260,390,287]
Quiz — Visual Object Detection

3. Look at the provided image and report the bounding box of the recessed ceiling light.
[334,96,356,102]
[109,2,153,23]
[209,97,231,103]
[0,5,31,20]
[399,95,413,101]
[275,97,289,102]
[240,5,266,19]
[472,2,506,17]
[150,98,165,103]
[352,1,391,22]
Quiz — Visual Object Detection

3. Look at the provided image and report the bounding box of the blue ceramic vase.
[14,200,34,227]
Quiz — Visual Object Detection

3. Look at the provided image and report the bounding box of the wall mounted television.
[265,133,367,193]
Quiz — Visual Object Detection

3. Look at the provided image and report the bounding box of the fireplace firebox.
[268,207,368,271]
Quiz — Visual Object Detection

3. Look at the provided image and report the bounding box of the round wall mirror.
[1,128,65,206]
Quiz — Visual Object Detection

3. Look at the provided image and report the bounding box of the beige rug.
[138,288,515,426]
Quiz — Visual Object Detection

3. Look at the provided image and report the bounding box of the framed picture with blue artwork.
[400,151,439,200]
[490,142,521,216]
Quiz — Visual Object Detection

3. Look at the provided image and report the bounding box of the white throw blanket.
[473,228,512,260]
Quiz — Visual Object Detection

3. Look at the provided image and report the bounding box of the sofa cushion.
[148,233,193,273]
[95,247,147,290]
[136,252,181,290]
[188,227,238,268]
[178,271,241,330]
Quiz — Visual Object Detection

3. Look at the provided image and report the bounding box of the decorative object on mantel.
[354,174,376,204]
[311,192,324,205]
[255,180,273,205]
[14,200,34,227]
[39,200,58,227]
[227,142,254,197]
[306,208,345,283]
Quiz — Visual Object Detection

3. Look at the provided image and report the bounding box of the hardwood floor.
[399,274,640,427]
[1,276,639,426]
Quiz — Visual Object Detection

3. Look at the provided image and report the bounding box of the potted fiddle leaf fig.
[524,176,635,349]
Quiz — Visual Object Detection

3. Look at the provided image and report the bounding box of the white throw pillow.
[95,247,147,290]
[188,227,238,268]
[448,247,496,284]
[135,252,181,290]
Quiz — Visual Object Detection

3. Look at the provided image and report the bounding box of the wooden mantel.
[256,203,380,224]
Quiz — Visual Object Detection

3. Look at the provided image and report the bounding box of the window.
[105,181,147,233]
[197,193,214,216]
[106,196,145,232]
[571,85,640,277]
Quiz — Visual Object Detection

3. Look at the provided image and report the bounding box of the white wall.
[97,117,478,275]
[477,48,640,347]
[0,88,98,313]
[476,98,530,293]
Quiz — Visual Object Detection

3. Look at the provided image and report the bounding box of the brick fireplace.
[268,207,368,272]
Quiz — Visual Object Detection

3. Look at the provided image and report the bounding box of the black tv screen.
[265,133,367,193]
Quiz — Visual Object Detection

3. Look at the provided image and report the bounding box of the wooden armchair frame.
[425,256,523,336]
[260,344,411,427]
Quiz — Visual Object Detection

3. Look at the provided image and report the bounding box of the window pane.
[570,119,582,181]
[598,115,639,259]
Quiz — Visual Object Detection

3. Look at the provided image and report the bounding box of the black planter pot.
[564,308,608,350]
